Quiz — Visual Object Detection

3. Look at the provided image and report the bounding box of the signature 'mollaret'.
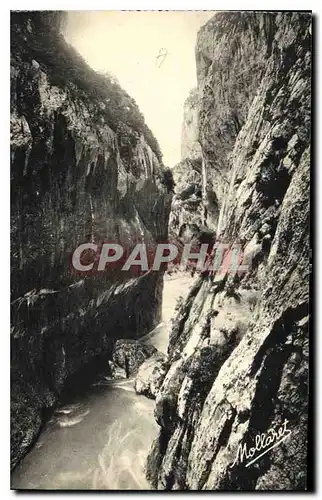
[230,419,292,469]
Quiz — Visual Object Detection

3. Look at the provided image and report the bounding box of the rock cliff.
[169,89,203,236]
[147,11,311,490]
[10,12,172,469]
[181,88,202,162]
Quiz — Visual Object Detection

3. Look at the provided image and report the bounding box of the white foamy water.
[11,274,195,490]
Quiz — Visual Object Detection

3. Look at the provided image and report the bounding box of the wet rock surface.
[10,12,171,470]
[112,339,157,377]
[147,11,311,491]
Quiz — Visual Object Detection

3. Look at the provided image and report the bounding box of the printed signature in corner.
[230,419,292,469]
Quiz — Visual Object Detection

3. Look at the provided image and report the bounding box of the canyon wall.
[10,12,172,469]
[147,11,311,490]
[169,89,203,236]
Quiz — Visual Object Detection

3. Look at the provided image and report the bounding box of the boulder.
[112,339,157,377]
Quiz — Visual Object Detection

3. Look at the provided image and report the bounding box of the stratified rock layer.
[11,12,171,469]
[169,89,203,236]
[135,352,168,399]
[112,339,157,376]
[181,88,202,162]
[147,11,311,491]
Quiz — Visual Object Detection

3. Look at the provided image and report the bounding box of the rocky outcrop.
[169,89,203,236]
[135,352,168,399]
[10,12,172,469]
[197,12,291,231]
[181,88,201,162]
[169,159,203,236]
[147,12,311,491]
[111,339,157,377]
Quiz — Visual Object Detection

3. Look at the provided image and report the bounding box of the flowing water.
[11,274,195,490]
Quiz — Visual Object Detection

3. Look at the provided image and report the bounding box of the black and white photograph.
[9,7,312,491]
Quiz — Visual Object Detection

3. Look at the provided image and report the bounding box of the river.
[11,273,195,490]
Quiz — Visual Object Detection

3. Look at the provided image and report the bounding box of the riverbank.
[11,273,195,490]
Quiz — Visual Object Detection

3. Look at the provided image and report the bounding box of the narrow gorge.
[10,11,311,491]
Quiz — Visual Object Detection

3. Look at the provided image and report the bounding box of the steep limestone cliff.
[10,12,171,469]
[197,12,282,231]
[181,88,202,162]
[147,11,311,490]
